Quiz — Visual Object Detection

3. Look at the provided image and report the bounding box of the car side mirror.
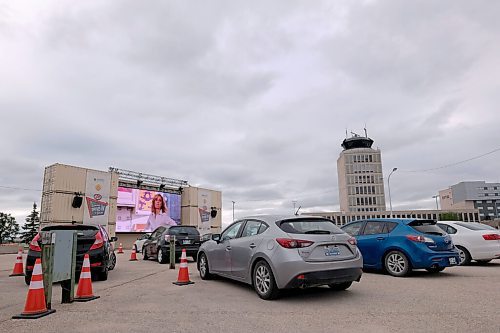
[110,236,118,242]
[211,234,221,242]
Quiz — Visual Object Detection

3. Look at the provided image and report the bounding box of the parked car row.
[195,215,499,300]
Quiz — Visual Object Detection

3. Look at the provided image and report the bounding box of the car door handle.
[226,246,231,251]
[376,237,385,241]
[249,243,256,248]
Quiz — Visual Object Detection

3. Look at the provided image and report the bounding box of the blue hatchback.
[341,218,460,277]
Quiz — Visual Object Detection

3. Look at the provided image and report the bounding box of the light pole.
[231,201,235,222]
[292,200,297,215]
[432,195,439,210]
[387,168,397,218]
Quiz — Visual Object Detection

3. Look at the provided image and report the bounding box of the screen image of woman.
[145,194,177,231]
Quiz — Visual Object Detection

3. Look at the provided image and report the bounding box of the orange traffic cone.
[9,248,25,277]
[117,243,124,254]
[129,246,138,261]
[12,258,56,319]
[173,249,194,286]
[74,254,100,302]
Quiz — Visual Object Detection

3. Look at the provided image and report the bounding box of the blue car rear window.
[408,220,445,236]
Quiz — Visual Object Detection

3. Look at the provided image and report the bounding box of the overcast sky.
[1,0,499,227]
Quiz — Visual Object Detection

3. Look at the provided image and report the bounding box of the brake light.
[276,238,314,248]
[482,234,500,241]
[89,231,104,250]
[29,234,41,252]
[406,235,436,243]
[348,237,357,246]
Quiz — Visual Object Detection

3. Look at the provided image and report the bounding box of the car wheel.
[476,259,492,264]
[108,252,116,271]
[97,267,108,281]
[328,281,352,291]
[143,248,149,260]
[25,274,31,286]
[198,252,213,280]
[134,244,138,254]
[425,267,445,273]
[253,261,279,300]
[456,246,471,265]
[157,248,167,264]
[384,250,411,277]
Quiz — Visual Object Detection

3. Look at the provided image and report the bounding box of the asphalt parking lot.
[0,251,499,333]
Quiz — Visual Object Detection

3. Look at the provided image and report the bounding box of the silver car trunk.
[293,234,357,262]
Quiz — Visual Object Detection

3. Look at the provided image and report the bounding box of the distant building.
[337,132,386,213]
[439,181,500,220]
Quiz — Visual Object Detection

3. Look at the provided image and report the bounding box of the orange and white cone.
[129,246,138,261]
[9,248,25,277]
[173,249,194,286]
[74,254,100,302]
[117,243,124,254]
[12,258,55,319]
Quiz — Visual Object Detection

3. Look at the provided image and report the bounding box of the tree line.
[0,203,40,244]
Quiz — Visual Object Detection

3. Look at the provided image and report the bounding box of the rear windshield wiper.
[304,230,331,234]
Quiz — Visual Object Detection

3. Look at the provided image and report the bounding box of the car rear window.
[455,222,496,231]
[408,220,445,236]
[41,225,98,237]
[278,218,344,234]
[168,227,200,236]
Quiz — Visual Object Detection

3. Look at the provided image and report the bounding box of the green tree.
[0,212,20,244]
[439,212,462,221]
[21,202,40,243]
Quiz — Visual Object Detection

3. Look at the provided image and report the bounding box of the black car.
[25,224,117,285]
[142,226,201,264]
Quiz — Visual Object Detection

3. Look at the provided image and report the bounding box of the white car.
[436,221,500,265]
[133,233,151,253]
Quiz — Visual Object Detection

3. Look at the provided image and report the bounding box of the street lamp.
[292,200,297,215]
[231,201,235,222]
[387,168,397,218]
[432,195,439,210]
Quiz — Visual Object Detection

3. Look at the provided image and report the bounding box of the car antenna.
[294,206,301,216]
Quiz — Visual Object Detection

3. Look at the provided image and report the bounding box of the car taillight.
[276,238,314,248]
[89,231,104,250]
[406,235,435,243]
[29,234,41,252]
[348,237,357,246]
[482,234,500,241]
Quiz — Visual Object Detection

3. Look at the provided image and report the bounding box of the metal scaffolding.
[108,167,188,192]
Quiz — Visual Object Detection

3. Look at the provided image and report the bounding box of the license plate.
[182,240,191,245]
[324,246,340,256]
[449,257,457,265]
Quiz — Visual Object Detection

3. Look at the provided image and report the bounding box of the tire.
[328,281,353,291]
[456,246,471,265]
[157,248,168,264]
[426,267,445,273]
[384,250,411,277]
[476,259,492,264]
[253,261,279,300]
[25,274,31,286]
[133,244,138,254]
[108,252,116,271]
[97,267,108,281]
[198,252,213,280]
[143,248,149,260]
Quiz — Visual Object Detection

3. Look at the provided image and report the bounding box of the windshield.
[278,218,344,234]
[408,220,445,236]
[168,227,200,236]
[455,222,497,231]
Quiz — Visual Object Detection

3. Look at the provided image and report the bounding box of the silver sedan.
[197,215,363,300]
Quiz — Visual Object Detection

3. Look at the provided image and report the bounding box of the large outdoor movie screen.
[116,187,181,232]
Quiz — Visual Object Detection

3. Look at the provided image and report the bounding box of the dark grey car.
[197,215,363,300]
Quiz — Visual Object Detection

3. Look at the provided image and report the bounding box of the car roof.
[240,215,331,224]
[345,218,431,226]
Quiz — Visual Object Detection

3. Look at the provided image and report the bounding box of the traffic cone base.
[173,249,194,286]
[10,249,25,277]
[74,254,99,302]
[12,258,56,320]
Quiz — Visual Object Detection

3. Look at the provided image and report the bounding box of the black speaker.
[210,209,217,218]
[72,196,83,208]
